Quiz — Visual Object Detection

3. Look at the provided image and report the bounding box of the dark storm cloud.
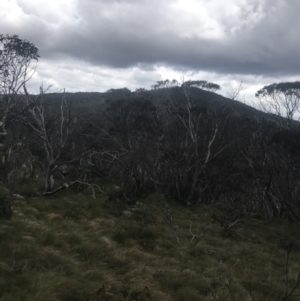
[23,0,298,77]
[2,0,300,79]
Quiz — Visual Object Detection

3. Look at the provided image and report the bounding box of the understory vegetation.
[0,191,300,300]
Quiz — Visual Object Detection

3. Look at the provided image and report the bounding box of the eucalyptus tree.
[0,35,39,216]
[181,80,221,92]
[0,34,39,140]
[256,82,300,129]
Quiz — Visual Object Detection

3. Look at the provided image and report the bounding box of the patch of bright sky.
[171,0,267,39]
[15,0,78,25]
[0,0,24,24]
[153,65,300,105]
[28,58,161,93]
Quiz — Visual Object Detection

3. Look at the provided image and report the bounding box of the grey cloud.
[2,0,300,79]
[31,0,298,77]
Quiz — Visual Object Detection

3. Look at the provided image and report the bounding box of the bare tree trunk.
[23,86,74,194]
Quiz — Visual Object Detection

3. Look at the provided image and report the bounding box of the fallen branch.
[225,219,240,230]
[160,203,181,245]
[42,180,104,198]
[189,223,202,242]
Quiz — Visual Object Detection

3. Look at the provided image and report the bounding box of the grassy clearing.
[0,192,300,300]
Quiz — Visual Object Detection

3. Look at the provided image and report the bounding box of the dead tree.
[90,95,160,198]
[155,84,231,204]
[23,86,75,194]
[238,115,300,221]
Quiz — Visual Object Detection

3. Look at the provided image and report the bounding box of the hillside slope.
[44,87,262,118]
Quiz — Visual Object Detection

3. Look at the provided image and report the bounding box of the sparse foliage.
[256,81,300,128]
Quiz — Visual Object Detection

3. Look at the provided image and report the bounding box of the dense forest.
[1,35,300,223]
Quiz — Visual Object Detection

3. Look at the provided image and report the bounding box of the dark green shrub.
[0,198,12,219]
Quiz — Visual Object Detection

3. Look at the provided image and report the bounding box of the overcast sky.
[1,0,300,102]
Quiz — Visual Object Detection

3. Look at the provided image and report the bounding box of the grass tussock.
[0,192,300,300]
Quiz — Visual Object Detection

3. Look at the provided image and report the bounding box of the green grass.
[0,192,300,300]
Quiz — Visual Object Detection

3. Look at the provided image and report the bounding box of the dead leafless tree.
[23,86,76,194]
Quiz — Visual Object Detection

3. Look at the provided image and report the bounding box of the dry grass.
[0,191,300,300]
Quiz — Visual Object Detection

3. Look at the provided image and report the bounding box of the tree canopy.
[256,81,300,128]
[0,34,39,94]
[181,80,221,92]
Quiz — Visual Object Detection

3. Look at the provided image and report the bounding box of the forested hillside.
[5,82,300,221]
[2,45,300,221]
[1,34,300,301]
